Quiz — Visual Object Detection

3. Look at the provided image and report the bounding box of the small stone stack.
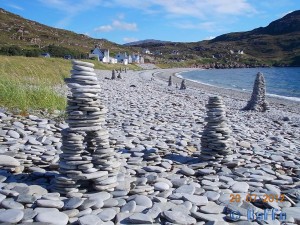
[180,79,186,90]
[168,76,172,86]
[244,72,270,112]
[117,73,122,79]
[111,69,116,80]
[54,60,119,194]
[200,96,233,161]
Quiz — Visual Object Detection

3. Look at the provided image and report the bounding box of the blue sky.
[0,0,299,44]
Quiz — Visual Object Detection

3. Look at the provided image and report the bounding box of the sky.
[0,0,299,44]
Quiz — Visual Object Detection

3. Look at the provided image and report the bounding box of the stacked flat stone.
[180,79,186,90]
[168,76,172,86]
[111,69,116,80]
[117,73,122,79]
[54,60,119,194]
[244,72,270,112]
[200,96,233,161]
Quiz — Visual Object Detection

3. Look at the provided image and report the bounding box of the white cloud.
[95,25,113,32]
[123,37,139,43]
[94,20,137,32]
[204,36,216,40]
[175,21,220,32]
[38,0,103,27]
[7,4,24,11]
[110,0,257,18]
[112,20,137,31]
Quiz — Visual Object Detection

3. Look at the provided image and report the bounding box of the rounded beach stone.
[97,208,116,221]
[0,155,20,167]
[35,211,69,225]
[78,214,102,225]
[154,182,170,191]
[64,197,84,209]
[230,182,249,193]
[0,209,24,223]
[8,130,20,138]
[163,210,196,224]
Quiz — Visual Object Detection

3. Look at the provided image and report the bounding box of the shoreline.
[0,66,299,224]
[153,68,300,114]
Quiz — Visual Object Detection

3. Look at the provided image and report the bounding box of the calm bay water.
[180,67,300,101]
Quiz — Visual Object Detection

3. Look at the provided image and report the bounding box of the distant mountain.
[124,39,171,46]
[0,8,299,66]
[212,10,300,41]
[128,11,300,67]
[0,8,133,56]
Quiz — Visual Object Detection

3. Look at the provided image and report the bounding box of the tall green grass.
[0,56,140,112]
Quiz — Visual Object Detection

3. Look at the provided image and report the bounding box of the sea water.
[180,67,300,102]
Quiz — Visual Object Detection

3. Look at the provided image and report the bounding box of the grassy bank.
[0,56,141,112]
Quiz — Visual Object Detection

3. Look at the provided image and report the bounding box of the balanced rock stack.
[54,60,120,194]
[168,76,172,86]
[117,73,122,79]
[244,72,270,112]
[111,69,116,80]
[200,96,233,161]
[180,79,186,90]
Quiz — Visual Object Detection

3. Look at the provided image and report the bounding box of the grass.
[0,56,141,113]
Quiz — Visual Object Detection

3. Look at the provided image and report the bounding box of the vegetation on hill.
[0,56,140,112]
[129,11,300,67]
[0,8,136,58]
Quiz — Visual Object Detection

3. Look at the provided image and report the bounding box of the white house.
[123,59,128,65]
[115,52,129,63]
[140,56,144,64]
[89,46,110,62]
[132,54,140,63]
[142,48,151,54]
[128,55,132,64]
[238,50,244,55]
[109,57,117,64]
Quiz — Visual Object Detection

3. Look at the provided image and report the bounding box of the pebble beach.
[0,65,299,225]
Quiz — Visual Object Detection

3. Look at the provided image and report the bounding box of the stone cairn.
[53,60,120,194]
[243,72,270,112]
[111,69,116,80]
[180,79,186,90]
[117,72,122,79]
[200,96,233,161]
[168,76,172,86]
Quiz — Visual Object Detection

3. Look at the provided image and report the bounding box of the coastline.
[153,68,300,114]
[0,66,299,224]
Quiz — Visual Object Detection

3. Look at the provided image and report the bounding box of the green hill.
[128,11,300,67]
[0,8,134,57]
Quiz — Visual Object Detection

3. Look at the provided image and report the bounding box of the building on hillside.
[89,46,110,62]
[115,52,129,63]
[128,55,132,64]
[41,53,50,57]
[238,50,244,55]
[109,57,117,64]
[142,48,151,54]
[131,54,145,64]
[171,50,180,55]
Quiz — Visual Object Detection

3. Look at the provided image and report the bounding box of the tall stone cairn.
[200,96,233,161]
[53,60,120,194]
[243,72,269,112]
[168,76,172,86]
[111,69,116,80]
[180,79,186,90]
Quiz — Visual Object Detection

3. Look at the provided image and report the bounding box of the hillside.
[0,8,299,67]
[0,8,133,56]
[132,11,300,67]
